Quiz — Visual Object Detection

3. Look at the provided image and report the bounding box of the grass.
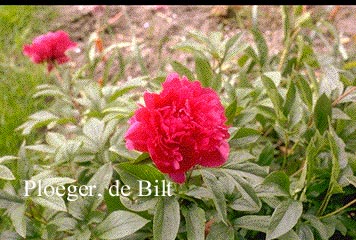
[0,6,57,155]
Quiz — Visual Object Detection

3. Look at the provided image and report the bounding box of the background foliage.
[0,5,355,240]
[0,6,57,155]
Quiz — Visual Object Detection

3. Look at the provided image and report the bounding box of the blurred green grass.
[0,6,57,155]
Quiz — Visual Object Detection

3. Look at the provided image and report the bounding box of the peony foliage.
[1,6,356,240]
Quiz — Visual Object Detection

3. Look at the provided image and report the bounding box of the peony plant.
[0,6,356,240]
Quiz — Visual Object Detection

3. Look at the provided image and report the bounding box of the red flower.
[125,73,230,183]
[23,30,77,72]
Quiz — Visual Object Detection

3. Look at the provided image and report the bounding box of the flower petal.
[169,172,186,184]
[199,141,230,168]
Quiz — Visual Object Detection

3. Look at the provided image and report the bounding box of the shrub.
[0,6,355,240]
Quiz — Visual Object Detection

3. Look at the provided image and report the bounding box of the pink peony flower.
[23,30,77,72]
[125,73,230,183]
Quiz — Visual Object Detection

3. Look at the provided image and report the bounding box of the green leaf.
[245,46,259,64]
[257,142,275,166]
[153,197,180,240]
[332,108,351,120]
[106,77,146,102]
[266,199,303,240]
[17,110,60,135]
[0,231,21,240]
[109,144,142,161]
[224,171,261,212]
[189,30,215,51]
[224,32,245,61]
[230,127,260,146]
[94,210,149,239]
[182,204,205,240]
[231,127,260,139]
[314,93,332,134]
[251,27,268,67]
[49,216,78,232]
[131,152,151,164]
[0,189,24,206]
[68,195,91,220]
[225,99,237,125]
[329,127,347,169]
[186,186,212,199]
[283,80,296,116]
[132,37,148,75]
[262,171,291,196]
[279,229,300,240]
[0,165,15,180]
[87,162,113,210]
[104,189,127,213]
[72,228,92,240]
[297,224,315,240]
[102,119,119,144]
[27,177,76,191]
[303,215,332,240]
[256,105,277,120]
[234,215,270,232]
[320,66,343,97]
[262,75,284,114]
[174,41,206,58]
[206,222,234,240]
[201,170,227,223]
[195,57,214,87]
[120,195,158,212]
[343,60,356,70]
[292,135,319,199]
[31,194,67,212]
[338,215,356,237]
[83,118,105,149]
[25,144,55,153]
[223,161,268,182]
[264,71,282,86]
[281,6,291,43]
[33,89,65,98]
[295,75,313,110]
[17,141,32,180]
[326,129,343,195]
[46,132,66,147]
[209,31,223,58]
[54,140,81,163]
[0,156,18,164]
[347,175,356,188]
[171,61,195,81]
[115,162,165,190]
[29,110,58,121]
[8,204,26,238]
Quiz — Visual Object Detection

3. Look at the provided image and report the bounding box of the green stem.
[317,184,333,216]
[290,159,304,178]
[282,134,289,169]
[25,211,47,225]
[290,139,300,152]
[263,126,274,137]
[332,86,356,106]
[319,197,356,219]
[278,27,301,72]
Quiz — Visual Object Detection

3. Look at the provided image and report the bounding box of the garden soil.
[49,5,356,78]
